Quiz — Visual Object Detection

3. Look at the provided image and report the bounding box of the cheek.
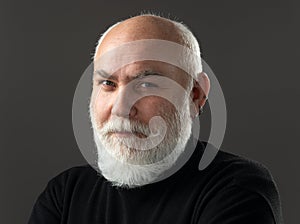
[137,97,175,120]
[91,91,112,127]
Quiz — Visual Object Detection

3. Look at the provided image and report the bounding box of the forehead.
[93,39,200,88]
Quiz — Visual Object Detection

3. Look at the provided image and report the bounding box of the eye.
[139,82,158,88]
[102,80,115,86]
[98,80,116,91]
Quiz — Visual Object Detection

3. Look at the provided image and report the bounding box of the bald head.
[94,15,200,60]
[92,14,210,105]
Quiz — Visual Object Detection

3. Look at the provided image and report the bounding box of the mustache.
[98,117,151,137]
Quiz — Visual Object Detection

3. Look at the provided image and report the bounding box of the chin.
[89,99,193,188]
[92,119,192,188]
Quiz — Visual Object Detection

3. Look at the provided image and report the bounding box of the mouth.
[108,131,147,138]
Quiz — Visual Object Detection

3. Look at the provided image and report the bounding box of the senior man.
[28,14,283,224]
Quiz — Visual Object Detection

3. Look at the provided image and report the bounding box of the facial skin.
[89,15,210,187]
[92,61,190,131]
[92,61,190,162]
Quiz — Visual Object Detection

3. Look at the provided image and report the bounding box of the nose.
[111,85,137,118]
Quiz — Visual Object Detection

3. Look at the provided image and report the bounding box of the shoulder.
[48,164,101,187]
[51,164,98,180]
[43,164,103,198]
[29,165,103,223]
[211,149,278,194]
[195,142,283,223]
[37,164,103,207]
[197,142,277,187]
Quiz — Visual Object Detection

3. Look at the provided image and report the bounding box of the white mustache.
[98,117,151,137]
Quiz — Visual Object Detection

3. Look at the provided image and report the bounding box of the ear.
[190,72,210,117]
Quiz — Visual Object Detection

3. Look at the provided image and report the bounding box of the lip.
[110,131,147,138]
[112,131,134,137]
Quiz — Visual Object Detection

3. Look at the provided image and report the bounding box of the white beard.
[89,100,193,188]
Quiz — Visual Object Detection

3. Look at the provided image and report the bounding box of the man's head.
[89,14,210,188]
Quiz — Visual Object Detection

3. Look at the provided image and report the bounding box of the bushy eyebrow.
[94,69,165,82]
[94,70,117,80]
[134,70,165,79]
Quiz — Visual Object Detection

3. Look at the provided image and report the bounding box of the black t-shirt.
[28,142,283,224]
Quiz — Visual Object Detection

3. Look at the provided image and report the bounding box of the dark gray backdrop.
[1,0,299,223]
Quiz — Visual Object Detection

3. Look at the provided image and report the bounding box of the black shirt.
[28,142,283,224]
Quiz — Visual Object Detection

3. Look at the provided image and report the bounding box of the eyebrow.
[94,69,164,82]
[94,70,117,80]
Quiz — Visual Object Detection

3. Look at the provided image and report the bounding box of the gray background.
[1,0,299,223]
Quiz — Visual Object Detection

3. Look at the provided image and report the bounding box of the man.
[28,14,283,223]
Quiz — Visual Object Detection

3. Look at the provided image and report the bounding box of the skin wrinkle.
[89,15,210,188]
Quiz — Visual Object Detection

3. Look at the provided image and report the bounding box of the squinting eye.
[97,80,116,91]
[140,82,158,88]
[101,80,116,87]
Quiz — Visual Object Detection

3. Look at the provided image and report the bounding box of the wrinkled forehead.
[93,39,202,82]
